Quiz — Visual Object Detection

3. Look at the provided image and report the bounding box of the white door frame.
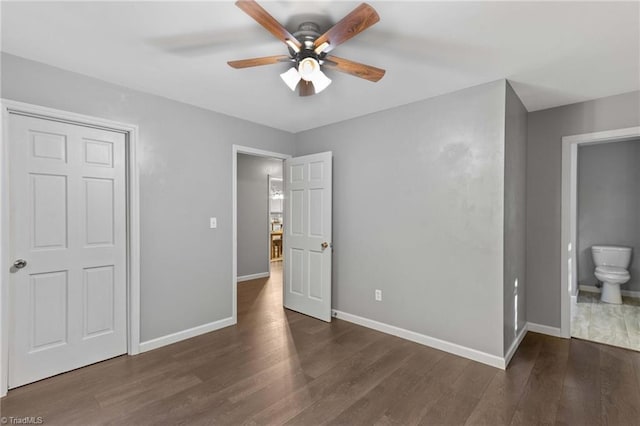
[560,126,640,338]
[232,145,291,323]
[0,99,141,396]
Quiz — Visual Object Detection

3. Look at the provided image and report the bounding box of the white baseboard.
[504,324,528,367]
[527,321,563,337]
[579,284,640,299]
[237,272,270,283]
[139,317,235,353]
[332,310,507,370]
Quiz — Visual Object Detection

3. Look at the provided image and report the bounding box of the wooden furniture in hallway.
[2,262,640,425]
[270,230,282,260]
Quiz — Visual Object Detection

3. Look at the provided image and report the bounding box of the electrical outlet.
[210,217,217,229]
[375,289,382,301]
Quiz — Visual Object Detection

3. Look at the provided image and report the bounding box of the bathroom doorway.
[561,127,640,350]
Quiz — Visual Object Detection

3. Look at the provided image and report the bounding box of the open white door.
[283,152,332,322]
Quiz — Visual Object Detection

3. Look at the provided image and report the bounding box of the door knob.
[321,242,329,249]
[13,259,27,269]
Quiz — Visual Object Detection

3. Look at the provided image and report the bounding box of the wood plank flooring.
[2,262,640,425]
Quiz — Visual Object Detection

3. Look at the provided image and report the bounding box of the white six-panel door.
[283,152,332,322]
[8,114,127,388]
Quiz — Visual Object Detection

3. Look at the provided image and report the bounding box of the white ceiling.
[2,1,639,133]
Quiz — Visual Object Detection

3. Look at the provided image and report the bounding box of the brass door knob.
[321,242,329,249]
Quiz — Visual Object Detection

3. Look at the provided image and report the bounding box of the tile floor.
[571,290,640,351]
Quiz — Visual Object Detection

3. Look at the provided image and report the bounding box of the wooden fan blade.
[227,55,291,69]
[314,3,379,53]
[299,81,315,97]
[323,56,385,82]
[235,0,302,50]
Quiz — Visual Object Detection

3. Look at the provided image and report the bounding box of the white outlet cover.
[210,217,217,228]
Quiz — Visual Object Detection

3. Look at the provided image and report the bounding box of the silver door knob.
[13,259,27,269]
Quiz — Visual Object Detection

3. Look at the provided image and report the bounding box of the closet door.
[8,114,127,388]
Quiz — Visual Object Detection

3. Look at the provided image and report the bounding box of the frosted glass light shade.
[298,58,319,81]
[310,70,332,93]
[280,67,300,91]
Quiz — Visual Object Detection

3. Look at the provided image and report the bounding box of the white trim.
[237,272,270,283]
[560,126,640,340]
[0,99,141,396]
[332,310,508,370]
[527,322,563,338]
[139,317,234,353]
[232,145,291,325]
[579,285,640,299]
[562,127,640,145]
[0,103,10,397]
[504,324,528,368]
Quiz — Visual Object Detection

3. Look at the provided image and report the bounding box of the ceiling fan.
[228,0,386,96]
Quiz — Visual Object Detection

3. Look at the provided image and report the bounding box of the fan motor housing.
[293,22,322,48]
[289,22,326,66]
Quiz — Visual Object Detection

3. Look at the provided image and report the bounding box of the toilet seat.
[595,265,629,278]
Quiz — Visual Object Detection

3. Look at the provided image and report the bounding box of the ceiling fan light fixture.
[298,57,320,81]
[310,70,332,93]
[297,57,331,94]
[280,67,301,91]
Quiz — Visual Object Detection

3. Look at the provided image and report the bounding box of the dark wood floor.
[3,262,640,425]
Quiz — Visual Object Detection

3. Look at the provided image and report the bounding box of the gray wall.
[12,43,638,354]
[1,53,296,342]
[295,80,507,357]
[527,91,640,327]
[237,154,282,277]
[577,140,640,291]
[503,82,528,354]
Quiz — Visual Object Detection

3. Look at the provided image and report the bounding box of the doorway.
[236,153,285,324]
[560,126,640,343]
[571,138,640,350]
[232,146,334,324]
[232,146,290,324]
[236,153,284,280]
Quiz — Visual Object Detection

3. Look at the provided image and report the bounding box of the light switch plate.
[210,217,217,229]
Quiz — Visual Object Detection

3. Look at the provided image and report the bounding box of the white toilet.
[591,245,633,304]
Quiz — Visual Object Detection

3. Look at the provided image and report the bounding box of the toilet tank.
[591,245,632,268]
